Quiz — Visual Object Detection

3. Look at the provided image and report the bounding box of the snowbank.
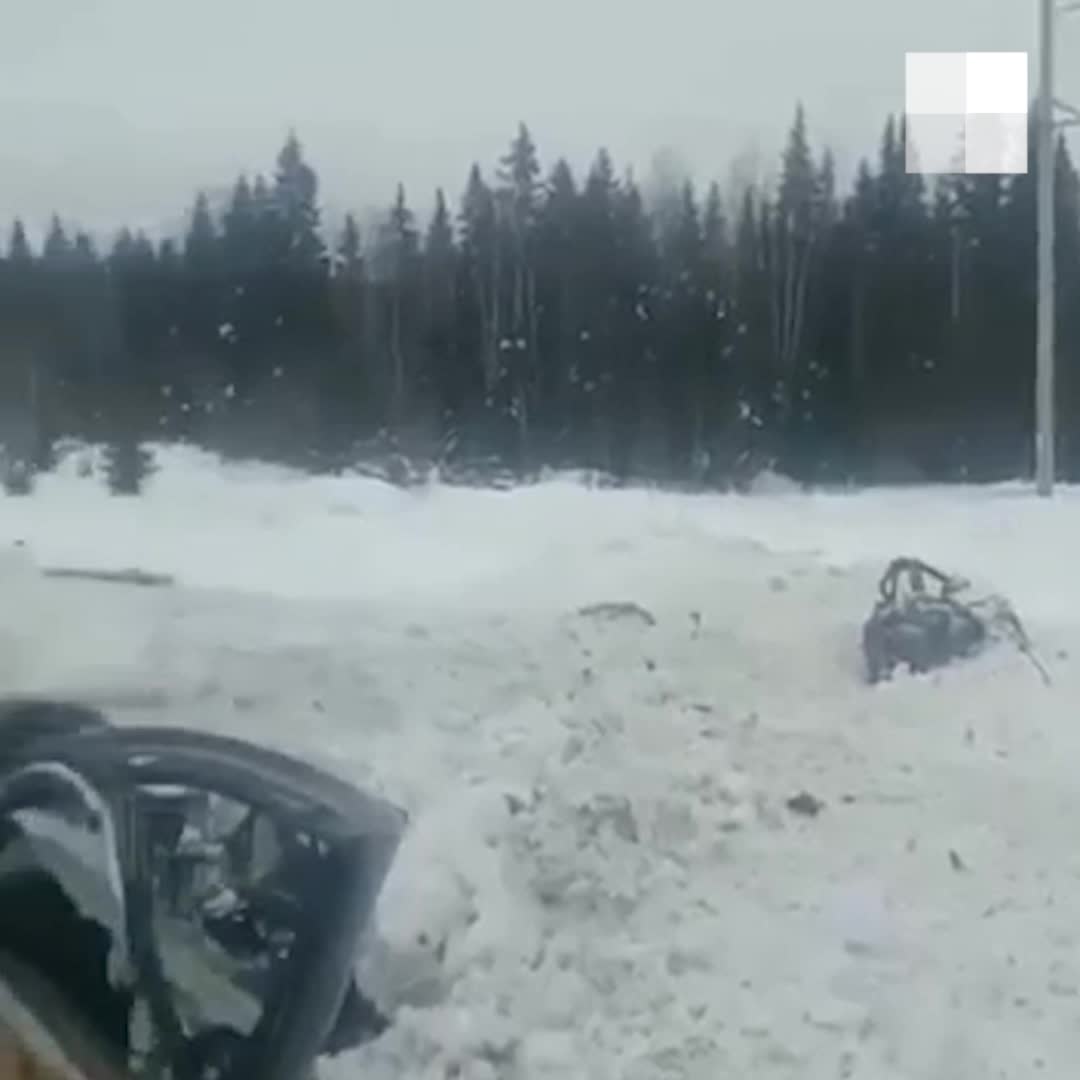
[2,448,1080,1077]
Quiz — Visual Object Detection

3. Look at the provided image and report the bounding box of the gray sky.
[3,0,1075,239]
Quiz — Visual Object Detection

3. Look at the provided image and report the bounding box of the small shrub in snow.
[1,459,34,496]
[104,441,156,495]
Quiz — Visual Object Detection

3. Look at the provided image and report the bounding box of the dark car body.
[0,700,404,1080]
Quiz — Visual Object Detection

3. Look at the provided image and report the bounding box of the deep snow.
[2,446,1080,1078]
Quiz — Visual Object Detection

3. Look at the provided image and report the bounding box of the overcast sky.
[3,0,1075,238]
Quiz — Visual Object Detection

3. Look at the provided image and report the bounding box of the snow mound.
[744,467,802,495]
[5,446,1080,1077]
[354,735,760,1080]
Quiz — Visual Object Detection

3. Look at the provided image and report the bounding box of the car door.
[0,952,130,1080]
[0,762,133,1080]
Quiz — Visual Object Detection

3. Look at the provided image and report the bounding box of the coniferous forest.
[3,107,1080,492]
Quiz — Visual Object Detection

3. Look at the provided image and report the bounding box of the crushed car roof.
[0,724,406,845]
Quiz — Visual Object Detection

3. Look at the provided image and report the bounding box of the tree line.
[2,108,1079,492]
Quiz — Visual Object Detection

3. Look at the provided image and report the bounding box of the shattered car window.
[138,785,303,1044]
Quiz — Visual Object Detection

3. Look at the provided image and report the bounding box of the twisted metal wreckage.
[0,701,405,1080]
[861,557,1050,685]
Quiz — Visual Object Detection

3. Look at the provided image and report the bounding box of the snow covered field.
[3,446,1080,1079]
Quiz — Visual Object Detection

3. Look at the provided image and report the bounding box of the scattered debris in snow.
[575,602,657,627]
[0,451,1079,1076]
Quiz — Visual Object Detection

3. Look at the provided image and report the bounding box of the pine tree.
[184,193,217,266]
[498,124,542,229]
[702,182,727,267]
[609,173,660,479]
[219,174,271,399]
[575,149,621,467]
[338,213,362,271]
[699,180,735,479]
[770,103,819,435]
[8,220,31,263]
[0,219,44,490]
[42,216,72,262]
[654,179,711,474]
[459,164,499,407]
[273,132,324,268]
[496,124,543,465]
[323,211,374,444]
[423,189,460,432]
[535,158,581,451]
[374,185,421,428]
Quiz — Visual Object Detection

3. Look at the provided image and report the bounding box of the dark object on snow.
[861,557,1050,685]
[0,700,405,1080]
[785,792,825,817]
[862,558,987,683]
[577,601,657,627]
[41,567,175,589]
[103,442,156,497]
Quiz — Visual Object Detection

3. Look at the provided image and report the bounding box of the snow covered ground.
[2,446,1080,1078]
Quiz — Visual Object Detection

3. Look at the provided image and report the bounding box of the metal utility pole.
[1036,0,1055,495]
[1036,0,1080,495]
